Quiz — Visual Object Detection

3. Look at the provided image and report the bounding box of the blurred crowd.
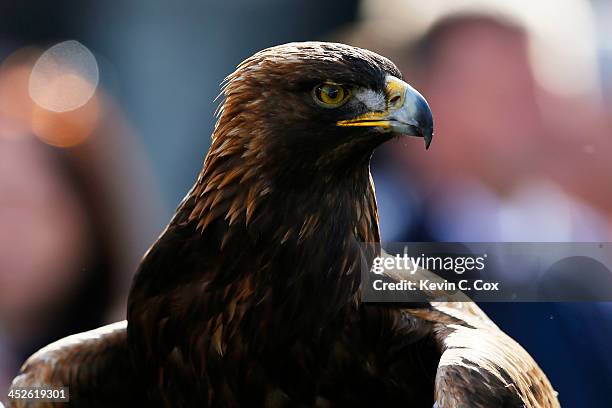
[1,0,611,405]
[341,11,612,406]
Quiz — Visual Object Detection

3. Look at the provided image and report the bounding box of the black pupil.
[326,86,338,100]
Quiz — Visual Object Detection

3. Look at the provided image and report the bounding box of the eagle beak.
[337,76,434,149]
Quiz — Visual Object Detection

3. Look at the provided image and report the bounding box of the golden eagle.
[9,42,559,408]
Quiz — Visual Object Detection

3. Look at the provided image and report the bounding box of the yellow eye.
[313,83,350,108]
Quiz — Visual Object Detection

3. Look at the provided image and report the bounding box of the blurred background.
[0,0,611,405]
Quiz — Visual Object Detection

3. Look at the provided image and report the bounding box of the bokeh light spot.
[29,40,99,112]
[31,94,100,148]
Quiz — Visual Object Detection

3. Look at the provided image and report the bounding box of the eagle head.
[213,42,433,180]
[186,42,433,235]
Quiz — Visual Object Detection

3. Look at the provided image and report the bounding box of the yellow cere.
[336,76,408,128]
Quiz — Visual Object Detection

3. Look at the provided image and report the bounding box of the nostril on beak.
[389,94,402,109]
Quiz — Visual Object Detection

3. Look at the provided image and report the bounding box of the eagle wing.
[7,321,139,408]
[382,264,560,408]
[425,302,560,408]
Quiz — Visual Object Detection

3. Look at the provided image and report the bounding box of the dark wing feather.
[383,264,560,407]
[7,321,141,408]
[426,302,559,408]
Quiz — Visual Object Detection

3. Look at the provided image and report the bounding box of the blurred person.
[0,135,108,391]
[366,15,612,406]
[0,49,164,395]
[386,15,611,242]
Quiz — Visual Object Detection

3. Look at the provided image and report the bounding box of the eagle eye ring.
[312,83,351,108]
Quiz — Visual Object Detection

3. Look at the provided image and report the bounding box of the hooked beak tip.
[423,128,433,150]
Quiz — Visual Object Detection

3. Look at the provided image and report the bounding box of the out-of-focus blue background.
[0,0,611,405]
